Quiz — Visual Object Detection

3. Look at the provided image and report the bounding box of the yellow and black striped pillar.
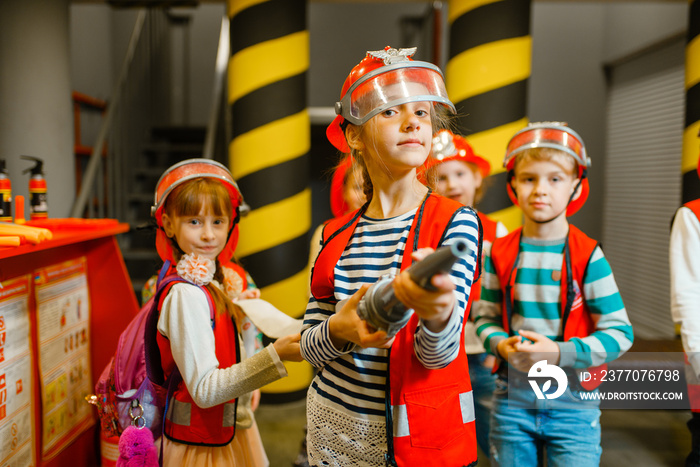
[446,0,531,231]
[683,0,700,203]
[227,0,312,402]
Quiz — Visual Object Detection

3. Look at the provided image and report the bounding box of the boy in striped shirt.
[474,122,633,466]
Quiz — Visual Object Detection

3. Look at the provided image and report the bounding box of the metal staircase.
[71,8,230,303]
[122,126,207,303]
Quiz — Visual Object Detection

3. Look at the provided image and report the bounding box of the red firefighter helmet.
[425,129,491,178]
[327,46,456,152]
[151,158,247,264]
[504,122,591,216]
[330,155,354,218]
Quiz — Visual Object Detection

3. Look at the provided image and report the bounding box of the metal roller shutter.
[602,38,685,339]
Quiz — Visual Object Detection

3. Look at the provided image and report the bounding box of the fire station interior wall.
[527,1,687,242]
[0,0,75,219]
[11,1,688,244]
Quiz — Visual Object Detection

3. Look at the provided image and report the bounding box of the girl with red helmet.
[151,159,302,466]
[422,129,508,459]
[302,47,480,466]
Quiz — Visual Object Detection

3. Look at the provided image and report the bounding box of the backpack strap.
[144,262,216,466]
[156,260,171,287]
[144,263,215,386]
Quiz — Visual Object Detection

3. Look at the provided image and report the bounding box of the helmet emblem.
[368,47,417,65]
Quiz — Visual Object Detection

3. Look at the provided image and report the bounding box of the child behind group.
[308,154,367,271]
[422,129,508,459]
[301,46,480,466]
[474,122,634,466]
[151,159,302,466]
[670,141,700,466]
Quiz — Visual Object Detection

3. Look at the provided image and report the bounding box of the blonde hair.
[162,178,244,325]
[513,147,578,177]
[346,104,453,201]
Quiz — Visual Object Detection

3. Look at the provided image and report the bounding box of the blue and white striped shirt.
[301,207,479,422]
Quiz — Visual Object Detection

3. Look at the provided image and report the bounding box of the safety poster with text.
[0,275,34,467]
[34,257,94,459]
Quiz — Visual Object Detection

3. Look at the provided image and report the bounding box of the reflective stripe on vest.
[392,389,475,438]
[167,399,237,427]
[155,267,241,446]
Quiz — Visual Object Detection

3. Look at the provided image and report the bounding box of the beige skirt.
[162,421,269,467]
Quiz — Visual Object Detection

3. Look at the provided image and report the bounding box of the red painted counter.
[0,220,139,466]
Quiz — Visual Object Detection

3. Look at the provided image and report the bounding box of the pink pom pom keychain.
[117,400,159,467]
[117,425,159,467]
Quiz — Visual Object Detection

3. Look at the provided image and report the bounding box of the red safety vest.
[685,199,700,221]
[156,265,243,446]
[478,212,497,247]
[490,225,605,389]
[465,212,498,318]
[310,192,478,467]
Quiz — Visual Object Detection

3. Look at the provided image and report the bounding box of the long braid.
[206,268,246,329]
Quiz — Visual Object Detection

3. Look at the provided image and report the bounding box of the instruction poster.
[0,275,34,467]
[34,258,94,459]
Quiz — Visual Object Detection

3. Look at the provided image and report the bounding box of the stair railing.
[71,10,146,218]
[70,8,172,220]
[72,91,108,217]
[71,9,230,220]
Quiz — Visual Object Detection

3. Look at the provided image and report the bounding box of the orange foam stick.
[14,195,26,224]
[0,222,47,244]
[0,236,21,247]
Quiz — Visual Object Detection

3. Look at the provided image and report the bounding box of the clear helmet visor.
[337,63,455,125]
[504,123,590,170]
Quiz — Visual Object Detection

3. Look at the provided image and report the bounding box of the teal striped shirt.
[474,236,633,368]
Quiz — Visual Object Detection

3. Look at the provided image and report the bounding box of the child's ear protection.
[505,170,519,207]
[566,168,589,215]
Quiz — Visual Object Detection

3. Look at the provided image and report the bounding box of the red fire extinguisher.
[21,155,48,220]
[0,159,11,222]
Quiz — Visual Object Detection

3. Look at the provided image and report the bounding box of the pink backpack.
[92,266,213,440]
